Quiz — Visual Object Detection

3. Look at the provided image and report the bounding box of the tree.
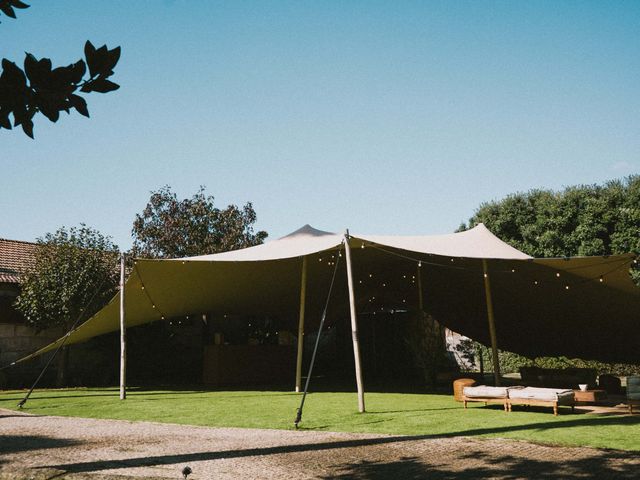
[14,225,120,385]
[460,175,640,261]
[132,186,268,259]
[457,175,640,375]
[0,1,120,138]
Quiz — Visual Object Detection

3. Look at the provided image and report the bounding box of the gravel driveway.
[1,408,639,479]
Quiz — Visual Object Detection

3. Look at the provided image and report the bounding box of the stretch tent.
[17,224,640,382]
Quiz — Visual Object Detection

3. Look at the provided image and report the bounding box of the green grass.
[1,387,639,451]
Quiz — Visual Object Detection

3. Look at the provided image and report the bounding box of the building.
[0,238,62,387]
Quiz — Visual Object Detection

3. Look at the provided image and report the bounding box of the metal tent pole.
[482,259,501,386]
[343,230,365,413]
[119,253,127,400]
[295,256,308,392]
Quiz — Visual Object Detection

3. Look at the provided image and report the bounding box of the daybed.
[462,385,575,416]
[462,385,520,411]
[507,387,575,416]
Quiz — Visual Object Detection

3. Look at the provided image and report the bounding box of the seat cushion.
[463,386,511,398]
[508,387,574,403]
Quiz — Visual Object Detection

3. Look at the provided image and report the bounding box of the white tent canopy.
[18,224,640,375]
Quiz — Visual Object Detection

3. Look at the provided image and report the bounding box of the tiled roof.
[0,238,37,284]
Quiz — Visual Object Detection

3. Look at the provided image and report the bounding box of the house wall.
[0,282,64,388]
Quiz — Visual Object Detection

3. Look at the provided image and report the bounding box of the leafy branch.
[0,41,121,138]
[0,0,29,21]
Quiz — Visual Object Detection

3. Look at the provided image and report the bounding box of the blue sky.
[2,1,639,250]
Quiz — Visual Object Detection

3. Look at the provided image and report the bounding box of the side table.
[573,389,607,404]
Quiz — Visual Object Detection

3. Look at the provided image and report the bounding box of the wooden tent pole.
[482,259,501,386]
[417,263,424,314]
[344,230,365,413]
[295,256,308,392]
[119,253,127,400]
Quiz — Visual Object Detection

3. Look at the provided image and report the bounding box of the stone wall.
[0,321,64,388]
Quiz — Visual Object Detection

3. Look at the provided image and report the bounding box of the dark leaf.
[84,41,97,76]
[1,58,27,88]
[69,94,89,117]
[9,1,30,8]
[24,52,37,78]
[50,65,75,89]
[0,111,11,129]
[0,3,16,18]
[83,78,119,93]
[85,43,110,78]
[70,60,86,84]
[23,53,52,87]
[21,118,33,138]
[39,102,59,123]
[103,46,121,74]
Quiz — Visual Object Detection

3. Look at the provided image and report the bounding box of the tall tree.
[460,175,640,280]
[0,1,120,138]
[131,186,268,259]
[14,225,120,385]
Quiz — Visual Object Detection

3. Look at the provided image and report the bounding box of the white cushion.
[508,387,574,403]
[463,385,510,398]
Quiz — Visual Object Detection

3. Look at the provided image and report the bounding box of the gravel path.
[1,408,639,479]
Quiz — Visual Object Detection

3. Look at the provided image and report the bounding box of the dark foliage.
[0,0,29,20]
[14,225,120,332]
[132,186,268,259]
[0,2,120,137]
[0,42,120,138]
[460,175,640,282]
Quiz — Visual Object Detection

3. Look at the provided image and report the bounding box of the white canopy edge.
[355,223,532,260]
[180,223,532,262]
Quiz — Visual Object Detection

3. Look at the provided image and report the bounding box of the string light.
[483,273,488,278]
[599,276,604,283]
[534,280,538,285]
[556,272,561,278]
[418,261,422,268]
[565,285,570,290]
[369,273,373,278]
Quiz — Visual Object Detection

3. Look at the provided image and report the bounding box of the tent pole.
[417,263,424,313]
[482,259,501,386]
[119,253,127,400]
[344,230,365,413]
[295,256,308,392]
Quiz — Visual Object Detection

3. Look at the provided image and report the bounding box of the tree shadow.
[320,451,639,479]
[0,435,81,458]
[38,414,640,476]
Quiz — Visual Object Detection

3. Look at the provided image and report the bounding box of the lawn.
[1,387,639,451]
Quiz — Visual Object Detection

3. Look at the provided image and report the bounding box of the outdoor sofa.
[462,385,575,416]
[627,376,640,414]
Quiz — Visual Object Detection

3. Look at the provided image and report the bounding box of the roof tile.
[0,238,37,284]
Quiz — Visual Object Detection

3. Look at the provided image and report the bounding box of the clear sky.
[2,1,639,250]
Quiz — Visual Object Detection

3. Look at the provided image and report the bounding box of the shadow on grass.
[38,414,640,477]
